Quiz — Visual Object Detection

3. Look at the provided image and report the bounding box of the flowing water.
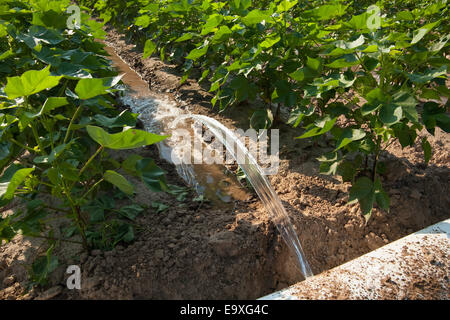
[104,45,313,279]
[174,115,313,278]
[103,45,249,208]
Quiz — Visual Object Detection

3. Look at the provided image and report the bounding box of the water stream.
[104,45,313,279]
[103,45,249,208]
[175,115,313,278]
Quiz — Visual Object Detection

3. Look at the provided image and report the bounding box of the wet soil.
[1,28,449,300]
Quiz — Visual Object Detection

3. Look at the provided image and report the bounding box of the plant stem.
[382,138,396,151]
[43,114,55,150]
[355,52,369,73]
[372,136,382,181]
[80,178,104,202]
[57,79,69,97]
[64,104,83,144]
[62,182,89,251]
[10,138,35,153]
[29,123,46,155]
[39,180,55,188]
[78,146,103,177]
[43,204,71,214]
[24,97,46,155]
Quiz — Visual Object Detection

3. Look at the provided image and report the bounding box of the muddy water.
[103,45,250,208]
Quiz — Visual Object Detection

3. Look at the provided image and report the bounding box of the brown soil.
[1,28,449,300]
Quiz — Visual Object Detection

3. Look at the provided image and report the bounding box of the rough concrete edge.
[259,218,450,300]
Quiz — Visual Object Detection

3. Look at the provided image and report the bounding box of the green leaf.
[296,117,336,139]
[392,91,418,122]
[349,177,373,202]
[117,204,144,220]
[18,25,64,48]
[54,63,91,79]
[34,143,70,164]
[420,88,441,100]
[306,56,321,71]
[0,168,35,200]
[250,109,273,130]
[0,142,11,161]
[143,39,156,58]
[307,4,348,20]
[151,201,169,214]
[407,66,447,84]
[337,161,357,182]
[167,184,189,201]
[75,76,122,100]
[422,101,450,133]
[5,66,62,99]
[289,68,308,82]
[349,176,376,220]
[345,12,370,30]
[271,80,297,107]
[374,178,389,212]
[319,161,338,175]
[86,126,167,150]
[175,33,194,42]
[30,245,58,285]
[361,45,378,53]
[260,35,281,49]
[359,194,375,221]
[211,26,232,43]
[115,223,134,243]
[335,128,366,150]
[397,11,414,21]
[201,14,223,35]
[326,54,359,68]
[241,9,270,26]
[59,162,79,182]
[0,216,15,242]
[435,114,450,133]
[229,75,256,102]
[82,196,115,223]
[317,152,338,163]
[93,110,137,128]
[186,45,209,60]
[135,15,151,28]
[25,97,68,118]
[411,21,440,44]
[277,0,298,12]
[361,102,382,115]
[394,123,417,148]
[365,88,385,104]
[136,158,167,192]
[334,35,365,50]
[430,34,450,52]
[104,170,134,195]
[122,154,144,176]
[288,105,314,127]
[0,49,14,62]
[380,103,403,125]
[33,10,67,29]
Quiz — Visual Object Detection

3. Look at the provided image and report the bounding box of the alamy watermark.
[66,265,81,290]
[66,5,81,29]
[367,5,381,30]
